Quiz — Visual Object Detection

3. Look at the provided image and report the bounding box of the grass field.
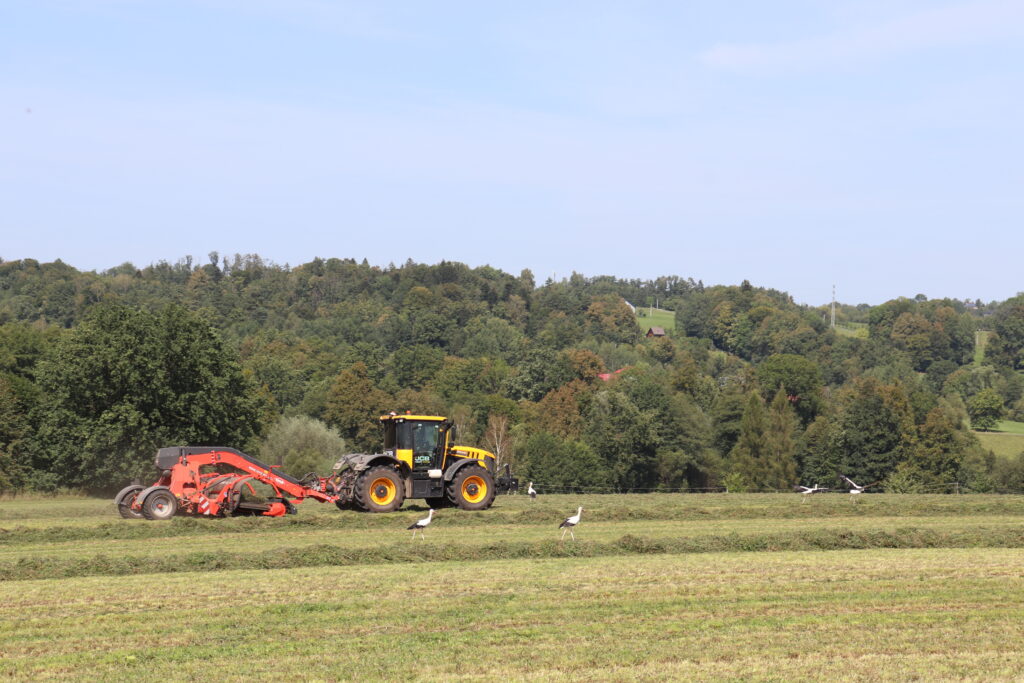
[994,420,1024,435]
[3,493,1024,680]
[975,330,991,365]
[834,322,869,339]
[974,421,1024,459]
[635,307,675,332]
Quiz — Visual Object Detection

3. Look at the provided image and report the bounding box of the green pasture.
[834,321,869,338]
[994,420,1024,435]
[974,427,1024,459]
[635,306,675,332]
[3,493,1024,680]
[975,330,991,364]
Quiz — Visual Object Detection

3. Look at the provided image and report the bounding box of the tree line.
[1,255,1023,494]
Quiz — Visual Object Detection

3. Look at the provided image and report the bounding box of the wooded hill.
[1,255,1022,494]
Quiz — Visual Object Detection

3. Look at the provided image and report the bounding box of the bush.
[256,416,347,476]
[991,452,1024,492]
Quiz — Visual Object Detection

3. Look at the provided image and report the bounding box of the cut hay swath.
[2,493,1024,680]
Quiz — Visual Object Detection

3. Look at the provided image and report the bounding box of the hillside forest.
[1,254,1023,495]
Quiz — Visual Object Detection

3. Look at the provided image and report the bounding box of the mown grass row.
[7,515,1023,564]
[5,526,1024,582]
[5,493,1024,546]
[3,549,1023,681]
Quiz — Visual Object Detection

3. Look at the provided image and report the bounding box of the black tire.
[114,485,145,519]
[448,465,496,511]
[355,466,405,513]
[141,487,178,521]
[424,496,451,509]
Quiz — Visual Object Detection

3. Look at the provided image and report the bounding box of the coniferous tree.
[729,392,769,489]
[764,388,799,488]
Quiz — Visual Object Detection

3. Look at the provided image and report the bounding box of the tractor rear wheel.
[356,466,405,513]
[449,466,495,511]
[115,485,145,519]
[141,488,178,521]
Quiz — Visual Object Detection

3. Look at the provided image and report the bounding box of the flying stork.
[840,475,878,501]
[407,508,434,540]
[559,506,583,540]
[528,482,537,500]
[794,484,828,503]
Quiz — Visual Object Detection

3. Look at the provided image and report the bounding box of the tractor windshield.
[398,421,442,466]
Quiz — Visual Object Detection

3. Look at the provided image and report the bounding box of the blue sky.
[2,1,1022,305]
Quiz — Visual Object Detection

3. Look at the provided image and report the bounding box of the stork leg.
[569,528,575,541]
[560,527,567,540]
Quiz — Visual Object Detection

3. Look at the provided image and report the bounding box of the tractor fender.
[334,453,410,474]
[137,485,175,507]
[443,458,486,482]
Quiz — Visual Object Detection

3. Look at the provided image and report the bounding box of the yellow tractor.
[331,414,498,512]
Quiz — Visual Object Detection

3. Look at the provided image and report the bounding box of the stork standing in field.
[408,509,434,540]
[559,506,583,540]
[794,484,828,503]
[528,482,537,500]
[840,475,878,501]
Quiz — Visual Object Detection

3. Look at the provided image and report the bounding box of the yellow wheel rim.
[369,477,397,506]
[462,475,487,504]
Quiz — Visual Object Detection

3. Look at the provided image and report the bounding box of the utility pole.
[830,284,836,329]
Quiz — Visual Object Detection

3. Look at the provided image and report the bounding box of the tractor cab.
[380,414,453,472]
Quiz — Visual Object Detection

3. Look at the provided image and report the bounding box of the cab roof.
[379,414,447,422]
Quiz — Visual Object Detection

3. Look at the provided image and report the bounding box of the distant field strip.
[635,307,675,331]
[2,549,1023,681]
[975,430,1024,459]
[995,420,1024,435]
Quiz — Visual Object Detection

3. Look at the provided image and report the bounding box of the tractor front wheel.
[356,466,405,513]
[115,485,145,519]
[141,488,178,521]
[449,466,495,511]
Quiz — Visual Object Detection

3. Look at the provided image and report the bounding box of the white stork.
[840,475,878,501]
[408,508,434,540]
[528,482,537,500]
[794,484,828,503]
[559,506,583,540]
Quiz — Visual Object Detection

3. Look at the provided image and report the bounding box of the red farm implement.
[114,446,339,520]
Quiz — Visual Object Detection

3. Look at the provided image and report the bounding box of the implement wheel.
[449,466,495,511]
[141,488,179,521]
[356,466,405,513]
[114,485,145,519]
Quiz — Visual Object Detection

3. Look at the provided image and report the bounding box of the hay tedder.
[114,446,339,520]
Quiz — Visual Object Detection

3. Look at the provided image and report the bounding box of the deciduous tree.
[35,304,263,490]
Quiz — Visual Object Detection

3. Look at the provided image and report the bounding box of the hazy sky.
[3,1,1022,305]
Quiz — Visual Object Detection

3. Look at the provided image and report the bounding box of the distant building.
[597,368,626,382]
[646,327,666,338]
